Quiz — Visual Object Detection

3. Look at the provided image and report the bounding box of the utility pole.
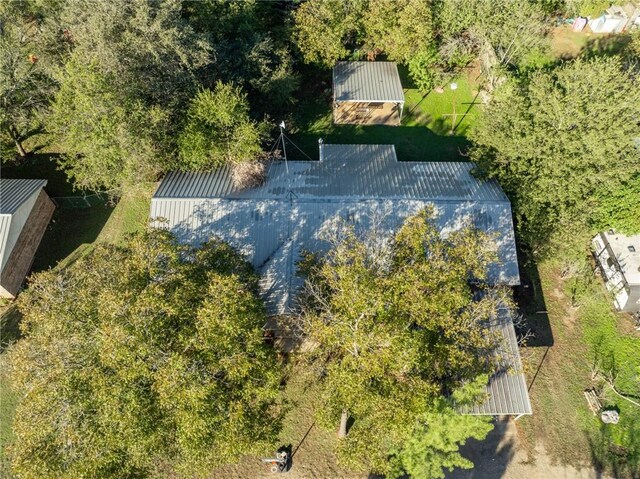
[279,121,289,174]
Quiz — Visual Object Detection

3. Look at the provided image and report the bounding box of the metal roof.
[0,178,48,274]
[150,144,528,416]
[0,179,48,214]
[155,145,509,202]
[333,62,404,103]
[152,145,520,308]
[464,305,532,416]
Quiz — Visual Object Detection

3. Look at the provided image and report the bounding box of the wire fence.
[52,191,116,210]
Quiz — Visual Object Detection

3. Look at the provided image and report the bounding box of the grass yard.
[285,65,482,162]
[210,363,365,479]
[518,260,640,478]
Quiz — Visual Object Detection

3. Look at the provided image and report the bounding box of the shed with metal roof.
[0,179,55,298]
[333,62,404,125]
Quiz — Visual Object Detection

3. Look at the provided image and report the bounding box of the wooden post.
[338,409,348,438]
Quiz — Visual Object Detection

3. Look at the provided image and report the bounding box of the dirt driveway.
[448,417,610,479]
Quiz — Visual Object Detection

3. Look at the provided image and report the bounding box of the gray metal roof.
[151,144,528,416]
[0,179,48,214]
[333,62,404,103]
[464,305,532,416]
[0,178,48,274]
[155,145,509,203]
[152,145,519,308]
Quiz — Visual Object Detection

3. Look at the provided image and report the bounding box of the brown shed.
[0,179,55,298]
[333,61,404,126]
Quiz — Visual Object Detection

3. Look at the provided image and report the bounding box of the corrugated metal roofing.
[152,144,519,307]
[333,62,404,103]
[464,306,532,416]
[0,179,47,214]
[150,144,528,416]
[155,145,509,203]
[0,179,48,273]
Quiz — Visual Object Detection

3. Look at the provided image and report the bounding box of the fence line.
[52,190,118,210]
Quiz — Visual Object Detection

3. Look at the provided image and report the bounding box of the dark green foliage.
[46,0,211,190]
[301,208,505,474]
[6,230,281,479]
[593,174,640,235]
[470,56,640,256]
[0,3,56,158]
[178,83,267,170]
[389,377,494,479]
[185,0,299,113]
[50,56,172,191]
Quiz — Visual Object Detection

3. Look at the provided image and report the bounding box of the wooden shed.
[0,179,55,298]
[333,62,404,126]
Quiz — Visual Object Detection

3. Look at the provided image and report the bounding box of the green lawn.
[518,261,640,477]
[285,65,481,162]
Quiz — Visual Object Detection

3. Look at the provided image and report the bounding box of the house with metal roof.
[592,230,640,313]
[333,62,404,126]
[150,143,531,417]
[0,179,55,298]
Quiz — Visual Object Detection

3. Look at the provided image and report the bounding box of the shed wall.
[334,101,401,125]
[0,190,55,298]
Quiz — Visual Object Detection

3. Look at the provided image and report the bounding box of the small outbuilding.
[588,5,639,33]
[592,230,640,313]
[333,61,404,126]
[0,179,55,298]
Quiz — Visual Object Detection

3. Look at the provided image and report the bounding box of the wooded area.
[1,0,639,478]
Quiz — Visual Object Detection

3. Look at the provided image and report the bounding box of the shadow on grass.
[516,263,554,348]
[0,306,22,353]
[1,153,75,197]
[588,417,640,479]
[287,123,470,163]
[580,33,633,60]
[31,204,114,272]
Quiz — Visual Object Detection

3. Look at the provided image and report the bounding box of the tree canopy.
[292,0,550,91]
[45,0,211,190]
[470,56,640,254]
[299,208,507,475]
[178,82,267,171]
[6,230,281,479]
[0,3,56,158]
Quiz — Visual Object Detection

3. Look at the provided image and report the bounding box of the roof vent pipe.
[318,138,324,161]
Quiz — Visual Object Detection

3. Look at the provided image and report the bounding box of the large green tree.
[49,56,170,191]
[436,0,550,70]
[293,0,367,67]
[363,0,435,63]
[300,208,506,475]
[6,231,281,479]
[184,0,299,113]
[389,377,494,479]
[47,0,211,190]
[0,3,56,158]
[178,82,267,171]
[470,56,640,254]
